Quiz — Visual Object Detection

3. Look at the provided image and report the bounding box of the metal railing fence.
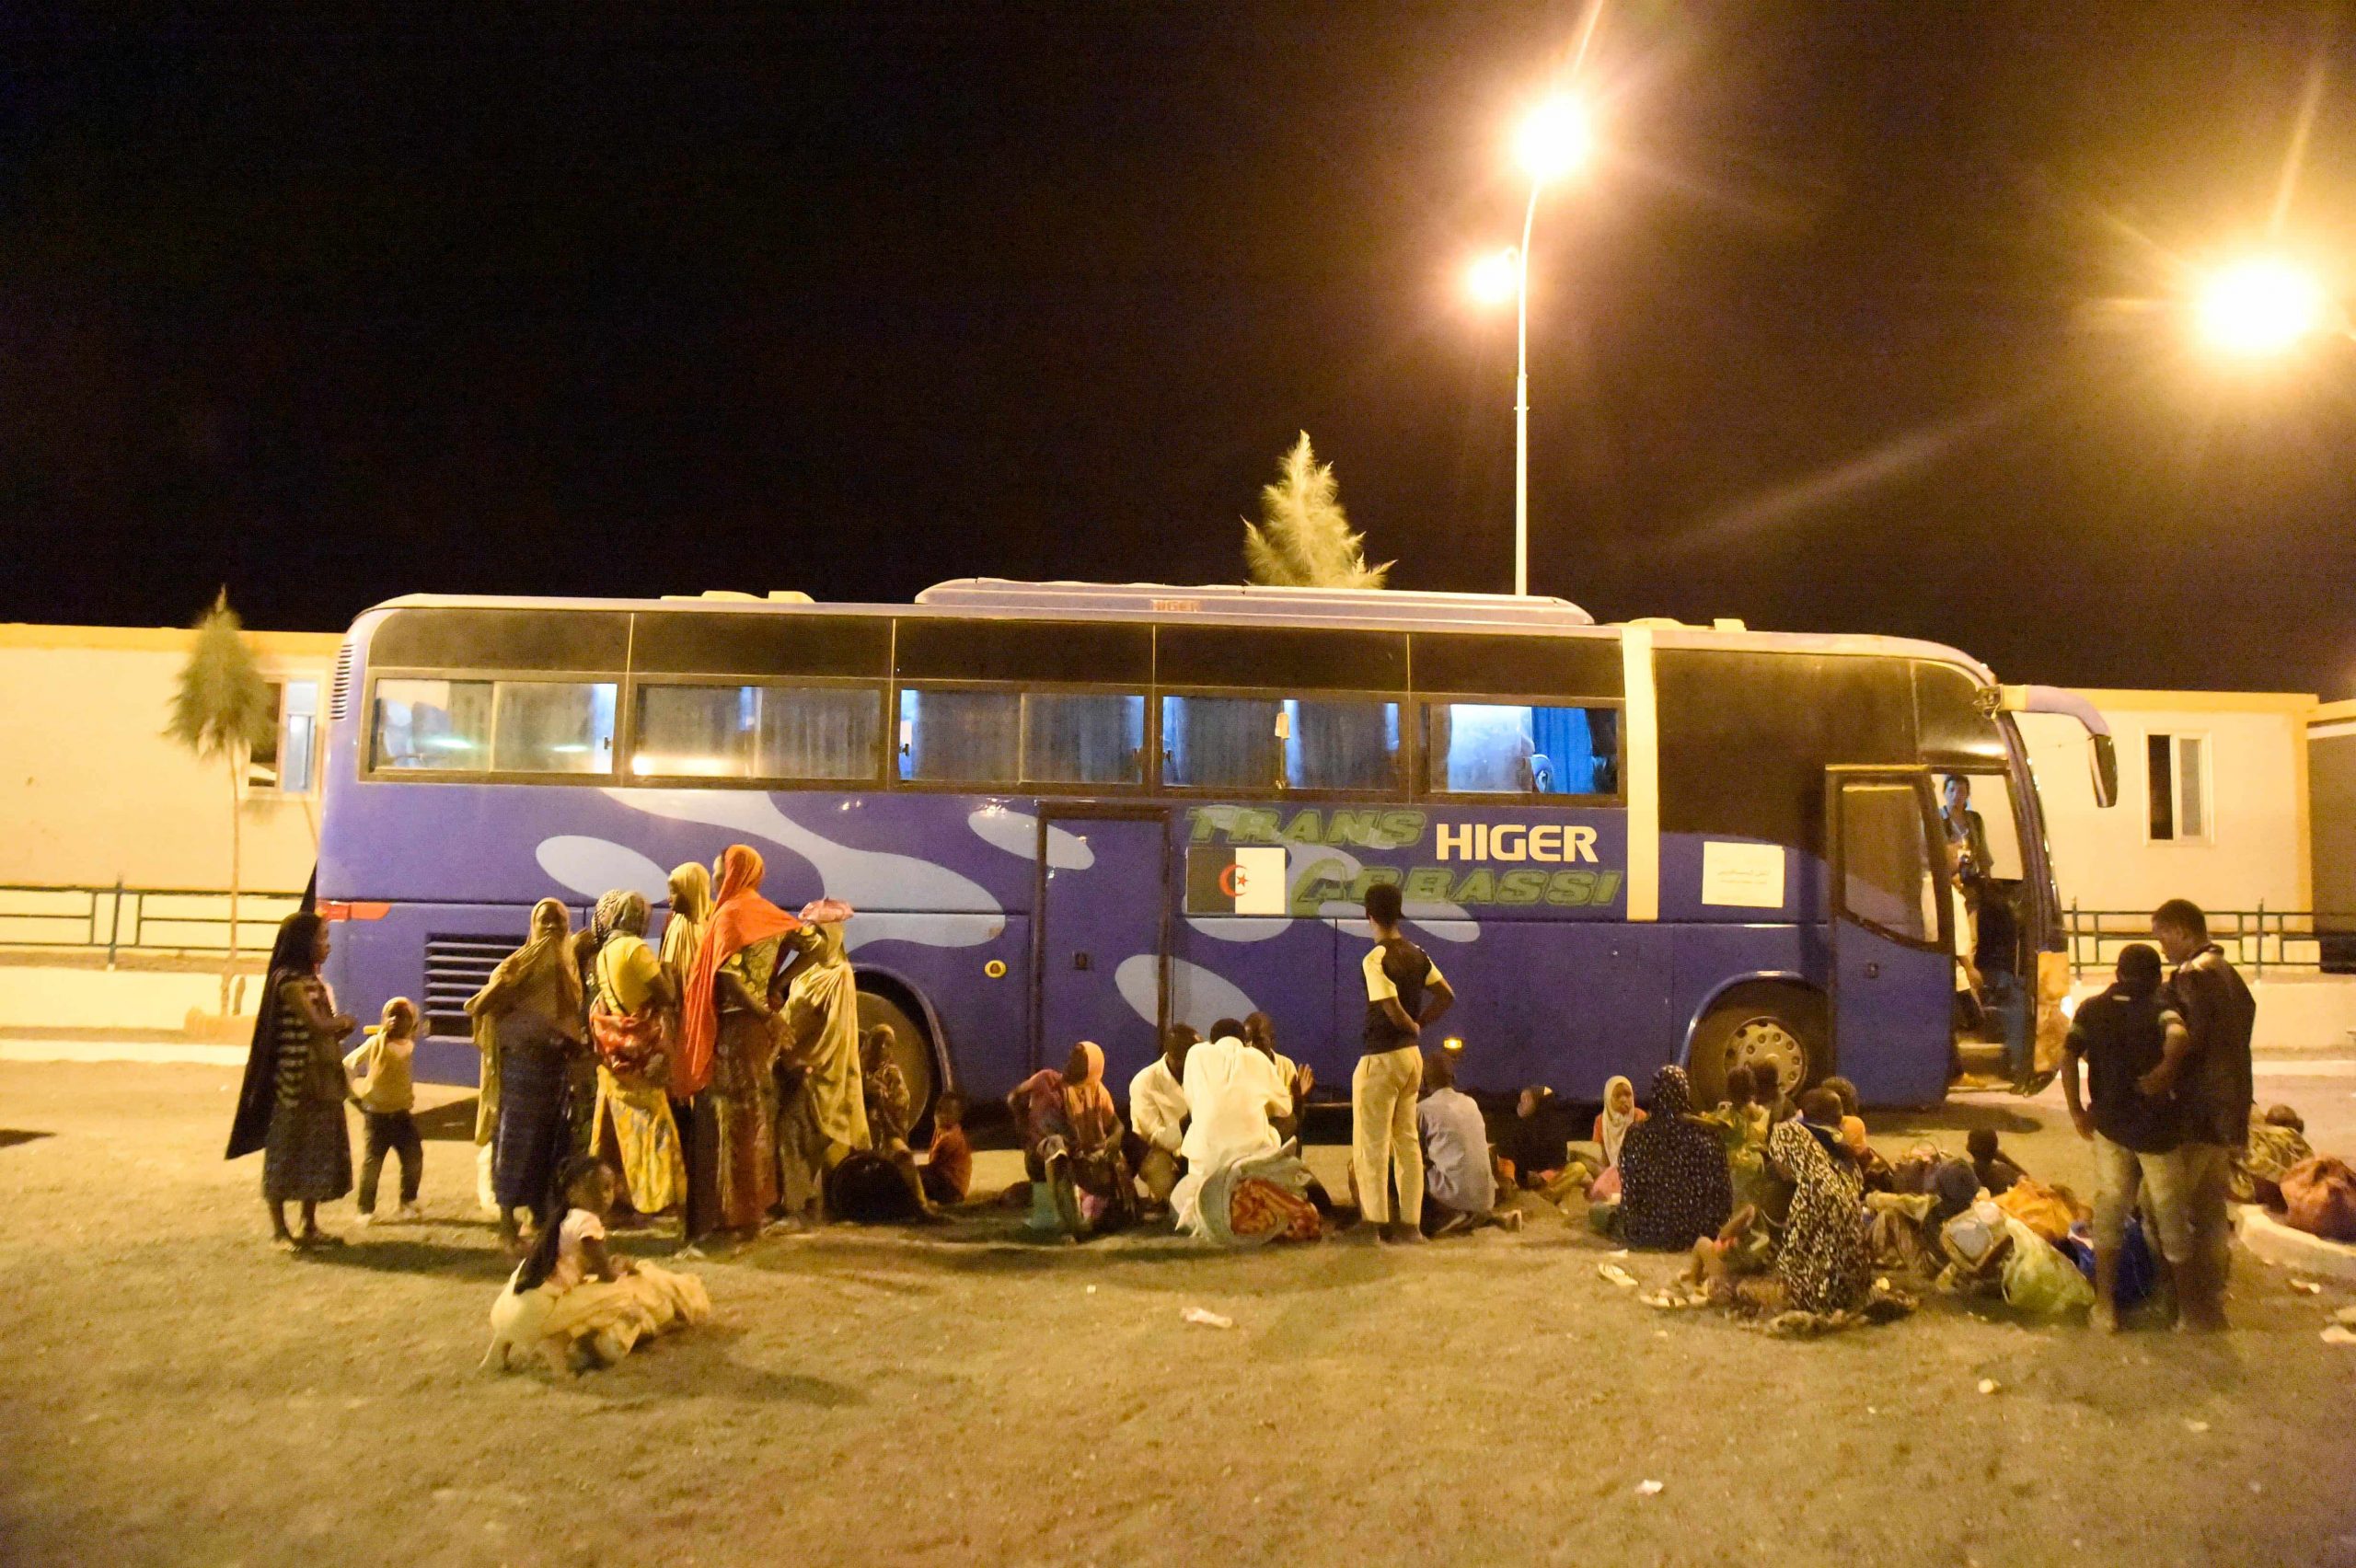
[0,882,306,963]
[2064,904,2356,979]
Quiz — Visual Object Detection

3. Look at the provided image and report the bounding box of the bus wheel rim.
[1728,1017,1802,1090]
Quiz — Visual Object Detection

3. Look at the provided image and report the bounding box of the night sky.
[4,4,2351,695]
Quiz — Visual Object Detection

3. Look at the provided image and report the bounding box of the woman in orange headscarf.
[1006,1041,1135,1238]
[679,846,801,1240]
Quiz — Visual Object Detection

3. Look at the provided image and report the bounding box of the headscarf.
[676,846,802,1096]
[225,912,327,1159]
[470,897,583,1025]
[1598,1075,1639,1169]
[1615,1065,1734,1251]
[660,861,713,976]
[1769,1116,1872,1314]
[1840,1115,1870,1159]
[1062,1042,1120,1149]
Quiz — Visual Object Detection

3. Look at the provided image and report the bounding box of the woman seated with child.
[483,1155,710,1376]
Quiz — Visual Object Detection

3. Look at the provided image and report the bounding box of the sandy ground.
[3,1062,2354,1568]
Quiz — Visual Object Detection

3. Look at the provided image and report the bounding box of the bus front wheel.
[855,986,940,1132]
[1685,987,1827,1107]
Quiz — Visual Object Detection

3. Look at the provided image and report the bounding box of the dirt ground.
[2,1062,2353,1567]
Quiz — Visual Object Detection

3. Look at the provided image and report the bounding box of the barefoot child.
[918,1091,973,1206]
[345,997,424,1225]
[483,1156,710,1375]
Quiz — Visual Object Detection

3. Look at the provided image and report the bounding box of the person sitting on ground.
[2235,1103,2312,1207]
[852,1025,939,1219]
[1965,1127,2027,1196]
[1588,1074,1646,1201]
[1502,1085,1587,1203]
[1009,1042,1137,1238]
[1616,1065,1736,1251]
[1415,1050,1521,1237]
[2061,942,2193,1332]
[1687,1202,1777,1307]
[1819,1074,1893,1192]
[1172,1020,1296,1239]
[1244,1012,1313,1143]
[1126,1025,1195,1211]
[918,1092,972,1207]
[345,997,425,1226]
[482,1155,710,1376]
[1766,1089,1873,1316]
[1705,1065,1777,1213]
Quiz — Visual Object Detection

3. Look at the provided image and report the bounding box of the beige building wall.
[0,625,341,892]
[2021,691,2314,921]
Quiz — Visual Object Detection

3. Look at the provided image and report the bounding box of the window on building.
[370,678,616,774]
[632,684,884,781]
[1425,702,1620,797]
[2146,732,2211,843]
[248,678,321,794]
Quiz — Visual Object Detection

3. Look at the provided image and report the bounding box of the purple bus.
[313,580,2117,1113]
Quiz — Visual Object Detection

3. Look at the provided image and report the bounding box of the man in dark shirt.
[2062,944,2190,1331]
[2142,898,2256,1332]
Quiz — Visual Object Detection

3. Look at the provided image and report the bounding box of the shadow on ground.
[0,1129,55,1148]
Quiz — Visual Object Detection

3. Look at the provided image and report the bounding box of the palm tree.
[167,592,274,1002]
[1242,432,1392,590]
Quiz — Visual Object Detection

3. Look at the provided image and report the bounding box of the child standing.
[345,997,424,1225]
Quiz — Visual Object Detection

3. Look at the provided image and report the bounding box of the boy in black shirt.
[2062,943,2191,1331]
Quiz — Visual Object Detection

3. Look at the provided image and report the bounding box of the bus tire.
[1684,986,1827,1107]
[854,983,939,1130]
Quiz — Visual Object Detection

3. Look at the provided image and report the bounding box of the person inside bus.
[1357,883,1454,1245]
[1946,837,1986,1032]
[1126,1024,1196,1211]
[1615,1065,1734,1251]
[1941,775,1992,893]
[1244,1012,1313,1143]
[468,897,587,1255]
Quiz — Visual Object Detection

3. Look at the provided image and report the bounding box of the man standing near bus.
[1356,883,1453,1245]
[2141,898,2255,1332]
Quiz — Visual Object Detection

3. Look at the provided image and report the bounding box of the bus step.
[1954,1042,2009,1077]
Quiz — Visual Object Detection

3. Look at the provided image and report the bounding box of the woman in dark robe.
[468,897,585,1253]
[225,912,358,1250]
[1615,1064,1736,1251]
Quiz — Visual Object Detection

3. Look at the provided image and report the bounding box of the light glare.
[1468,248,1519,306]
[2194,257,2328,357]
[1518,95,1594,182]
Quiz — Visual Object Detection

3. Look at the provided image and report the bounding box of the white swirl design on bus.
[604,790,1001,914]
[964,805,1096,870]
[1116,954,1258,1029]
[535,836,674,903]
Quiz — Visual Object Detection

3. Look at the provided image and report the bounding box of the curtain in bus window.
[899,687,1020,784]
[371,678,493,770]
[1840,782,1933,941]
[1287,699,1398,790]
[1426,703,1619,795]
[1023,692,1144,785]
[1161,696,1284,790]
[635,685,881,780]
[492,682,617,774]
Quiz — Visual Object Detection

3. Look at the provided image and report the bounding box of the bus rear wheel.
[1685,987,1827,1107]
[855,986,939,1130]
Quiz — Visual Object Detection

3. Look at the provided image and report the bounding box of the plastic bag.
[1993,1177,2080,1245]
[2280,1157,2356,1243]
[2000,1216,2095,1314]
[2058,1216,2155,1307]
[1941,1198,2009,1273]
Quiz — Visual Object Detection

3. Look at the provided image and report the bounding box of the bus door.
[1034,806,1170,1087]
[1825,767,1956,1108]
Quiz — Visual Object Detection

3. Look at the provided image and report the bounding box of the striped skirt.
[262,1098,353,1204]
[493,1035,572,1215]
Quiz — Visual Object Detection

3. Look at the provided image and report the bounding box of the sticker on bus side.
[1184,846,1289,916]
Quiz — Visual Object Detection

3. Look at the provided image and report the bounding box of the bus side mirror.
[2090,732,2118,809]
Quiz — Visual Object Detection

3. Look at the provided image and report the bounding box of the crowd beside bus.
[229,831,2321,1370]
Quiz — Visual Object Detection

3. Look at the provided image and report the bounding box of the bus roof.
[354,582,1996,683]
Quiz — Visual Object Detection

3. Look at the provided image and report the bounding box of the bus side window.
[898,686,1021,785]
[1425,702,1620,796]
[1022,692,1145,786]
[372,678,494,771]
[634,683,884,781]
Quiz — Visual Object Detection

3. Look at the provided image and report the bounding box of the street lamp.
[2191,256,2336,358]
[1478,93,1594,596]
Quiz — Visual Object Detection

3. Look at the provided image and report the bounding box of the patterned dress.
[1768,1120,1872,1314]
[260,975,353,1203]
[1616,1065,1733,1250]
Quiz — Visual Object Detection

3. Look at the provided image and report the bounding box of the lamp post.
[2189,255,2342,358]
[1472,94,1594,596]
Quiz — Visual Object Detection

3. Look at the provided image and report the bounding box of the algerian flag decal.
[1185,846,1289,916]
